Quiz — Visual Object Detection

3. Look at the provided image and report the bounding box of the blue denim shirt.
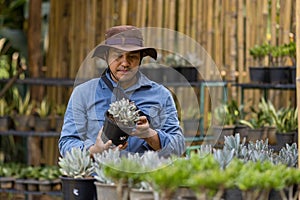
[58,71,185,157]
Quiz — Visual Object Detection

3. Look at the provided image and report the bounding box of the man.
[58,25,185,157]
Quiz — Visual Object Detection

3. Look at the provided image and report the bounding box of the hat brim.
[92,44,157,60]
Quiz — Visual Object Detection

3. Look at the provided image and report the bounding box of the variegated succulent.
[58,147,94,179]
[108,98,140,127]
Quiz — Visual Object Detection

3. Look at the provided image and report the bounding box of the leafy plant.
[249,43,271,66]
[108,98,140,127]
[239,102,269,129]
[35,97,51,118]
[54,103,66,117]
[235,161,287,200]
[146,157,191,199]
[0,98,11,116]
[58,147,94,179]
[214,100,244,126]
[249,41,296,67]
[12,90,34,116]
[271,106,298,133]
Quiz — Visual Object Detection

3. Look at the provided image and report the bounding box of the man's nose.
[120,55,130,66]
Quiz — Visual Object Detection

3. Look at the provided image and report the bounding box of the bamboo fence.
[43,0,297,164]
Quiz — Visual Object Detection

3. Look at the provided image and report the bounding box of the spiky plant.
[0,98,11,116]
[108,98,140,127]
[58,147,94,179]
[35,97,51,118]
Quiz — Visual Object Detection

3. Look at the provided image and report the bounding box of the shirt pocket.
[146,105,165,129]
[87,115,104,133]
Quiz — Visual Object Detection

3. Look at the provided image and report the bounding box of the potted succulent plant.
[93,150,175,200]
[249,43,271,83]
[271,106,298,148]
[11,90,34,131]
[0,98,12,131]
[102,98,140,146]
[268,44,291,84]
[58,147,96,200]
[33,97,52,132]
[212,100,244,145]
[249,41,296,84]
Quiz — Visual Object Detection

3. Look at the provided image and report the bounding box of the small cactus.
[108,98,140,127]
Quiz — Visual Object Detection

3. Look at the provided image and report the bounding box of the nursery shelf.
[0,188,62,196]
[0,130,60,137]
[233,83,296,105]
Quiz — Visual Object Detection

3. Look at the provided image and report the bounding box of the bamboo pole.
[237,0,245,83]
[121,0,128,25]
[213,0,222,71]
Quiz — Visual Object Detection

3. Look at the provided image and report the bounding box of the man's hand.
[131,116,157,139]
[130,116,161,150]
[89,128,127,155]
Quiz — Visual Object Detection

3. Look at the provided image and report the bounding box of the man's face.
[107,48,141,82]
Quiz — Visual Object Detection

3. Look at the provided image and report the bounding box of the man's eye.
[129,55,139,59]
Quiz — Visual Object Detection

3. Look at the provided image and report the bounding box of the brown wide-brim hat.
[92,25,157,60]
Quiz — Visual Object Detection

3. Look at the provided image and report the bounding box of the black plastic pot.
[102,112,132,146]
[174,66,199,82]
[289,66,296,84]
[269,66,290,84]
[234,125,248,142]
[212,125,235,146]
[140,67,165,83]
[61,176,96,200]
[276,132,296,147]
[249,66,269,83]
[164,67,182,83]
[247,128,264,143]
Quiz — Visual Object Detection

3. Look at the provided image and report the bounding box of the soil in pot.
[102,112,132,146]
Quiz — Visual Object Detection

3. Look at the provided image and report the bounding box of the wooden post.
[27,0,42,167]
